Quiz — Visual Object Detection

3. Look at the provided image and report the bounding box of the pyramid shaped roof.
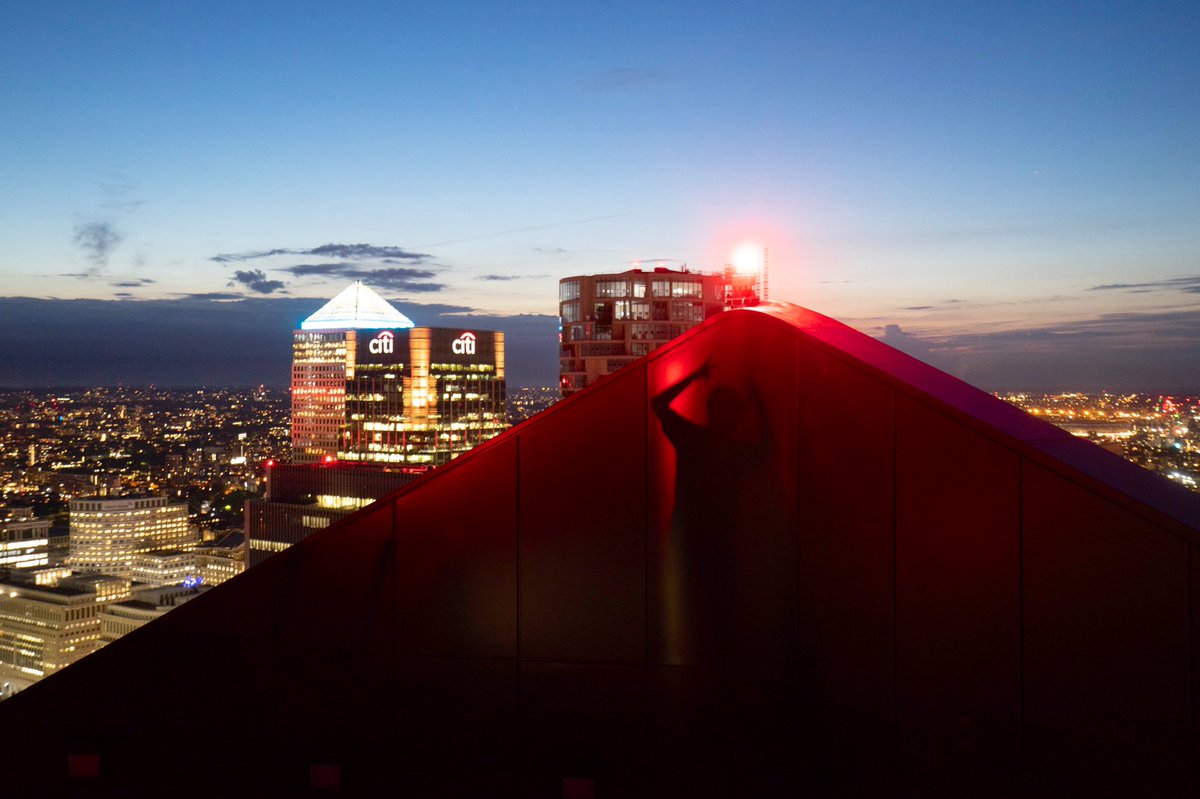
[300,281,415,330]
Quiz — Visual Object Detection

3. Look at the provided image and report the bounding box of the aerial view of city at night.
[1,2,1198,795]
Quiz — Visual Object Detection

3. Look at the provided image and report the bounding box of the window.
[672,281,702,298]
[614,300,631,320]
[559,281,580,301]
[651,280,670,297]
[672,301,704,322]
[561,302,580,323]
[631,301,650,320]
[596,280,629,298]
[632,281,647,298]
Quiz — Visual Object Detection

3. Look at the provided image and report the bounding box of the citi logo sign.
[452,332,476,355]
[368,331,395,354]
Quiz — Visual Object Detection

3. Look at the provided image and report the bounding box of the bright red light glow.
[731,243,763,274]
[324,455,335,464]
[265,459,275,468]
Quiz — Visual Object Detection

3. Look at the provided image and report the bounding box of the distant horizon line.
[1,383,1197,396]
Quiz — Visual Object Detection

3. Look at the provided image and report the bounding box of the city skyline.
[2,2,1198,390]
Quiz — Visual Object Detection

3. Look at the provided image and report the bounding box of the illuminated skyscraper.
[291,282,507,467]
[249,283,508,565]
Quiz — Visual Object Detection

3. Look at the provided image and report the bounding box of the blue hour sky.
[1,1,1198,388]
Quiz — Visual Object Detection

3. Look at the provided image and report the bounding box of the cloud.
[230,269,286,294]
[902,305,934,311]
[210,248,291,263]
[280,262,354,276]
[73,221,123,269]
[366,268,443,293]
[99,176,144,215]
[581,67,672,91]
[211,243,430,263]
[477,273,552,283]
[176,292,246,301]
[1087,275,1200,294]
[874,309,1200,392]
[278,263,441,293]
[176,291,247,299]
[307,244,428,261]
[111,278,155,288]
[534,247,567,255]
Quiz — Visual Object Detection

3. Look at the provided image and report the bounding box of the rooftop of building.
[197,532,244,550]
[300,281,416,331]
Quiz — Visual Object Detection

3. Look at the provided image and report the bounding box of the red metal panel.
[787,311,1073,446]
[1023,461,1189,793]
[270,501,396,755]
[519,662,646,797]
[792,339,895,787]
[518,365,648,663]
[895,395,1021,790]
[647,314,798,676]
[1031,436,1200,535]
[645,662,802,795]
[395,437,518,658]
[392,656,519,796]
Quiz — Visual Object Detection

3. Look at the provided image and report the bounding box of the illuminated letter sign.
[368,331,395,355]
[452,332,477,355]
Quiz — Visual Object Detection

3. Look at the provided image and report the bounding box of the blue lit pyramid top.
[300,281,415,330]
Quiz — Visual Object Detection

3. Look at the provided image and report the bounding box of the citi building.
[291,282,507,468]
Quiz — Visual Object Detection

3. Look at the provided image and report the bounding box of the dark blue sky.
[1,2,1197,389]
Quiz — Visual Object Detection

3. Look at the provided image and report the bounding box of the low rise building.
[99,584,207,645]
[130,550,197,588]
[0,506,50,570]
[0,571,131,693]
[194,532,245,587]
[69,495,196,577]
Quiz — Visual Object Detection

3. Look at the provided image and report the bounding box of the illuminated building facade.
[129,550,197,587]
[558,267,758,396]
[0,572,130,693]
[292,282,508,467]
[68,496,195,578]
[193,532,245,587]
[245,461,417,566]
[0,507,50,570]
[99,585,207,645]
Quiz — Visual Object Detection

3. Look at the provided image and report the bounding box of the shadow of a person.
[652,357,772,668]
